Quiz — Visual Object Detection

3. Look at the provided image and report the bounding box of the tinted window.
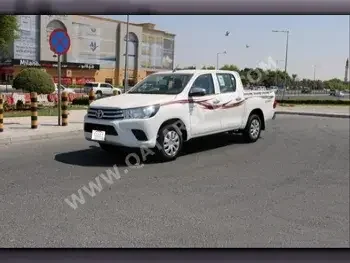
[190,74,215,95]
[84,83,98,88]
[216,73,236,93]
[128,74,193,95]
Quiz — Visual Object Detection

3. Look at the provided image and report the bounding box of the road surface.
[0,116,349,247]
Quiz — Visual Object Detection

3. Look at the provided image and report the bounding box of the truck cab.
[84,70,276,161]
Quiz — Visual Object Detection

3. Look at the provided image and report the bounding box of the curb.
[276,111,350,119]
[0,129,83,146]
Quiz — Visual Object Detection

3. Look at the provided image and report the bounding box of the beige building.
[0,15,175,86]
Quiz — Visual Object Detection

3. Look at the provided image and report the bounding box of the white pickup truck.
[83,82,123,98]
[84,70,276,161]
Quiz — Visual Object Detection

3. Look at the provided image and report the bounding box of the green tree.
[0,15,19,61]
[324,78,347,91]
[291,74,297,89]
[201,65,215,69]
[13,68,55,94]
[220,64,240,71]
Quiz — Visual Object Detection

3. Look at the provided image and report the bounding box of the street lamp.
[124,15,130,93]
[272,30,290,100]
[216,51,227,69]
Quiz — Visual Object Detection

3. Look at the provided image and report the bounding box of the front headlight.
[123,104,160,119]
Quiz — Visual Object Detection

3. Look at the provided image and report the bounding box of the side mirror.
[189,87,206,97]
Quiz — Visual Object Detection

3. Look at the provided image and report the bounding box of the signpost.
[49,29,71,126]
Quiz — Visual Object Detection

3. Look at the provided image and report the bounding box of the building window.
[124,32,138,72]
[105,78,113,84]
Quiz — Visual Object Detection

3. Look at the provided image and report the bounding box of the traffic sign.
[49,29,71,55]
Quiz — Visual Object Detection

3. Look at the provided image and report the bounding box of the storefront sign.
[53,77,72,85]
[12,59,100,70]
[75,77,96,85]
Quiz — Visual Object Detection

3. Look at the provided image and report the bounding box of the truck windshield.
[128,74,193,94]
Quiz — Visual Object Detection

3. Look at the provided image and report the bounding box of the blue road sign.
[49,29,71,55]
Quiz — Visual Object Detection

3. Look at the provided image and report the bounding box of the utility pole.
[57,55,62,126]
[272,30,290,100]
[216,51,227,69]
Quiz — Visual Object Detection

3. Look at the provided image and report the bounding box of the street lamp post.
[272,30,290,100]
[124,15,130,93]
[216,51,227,69]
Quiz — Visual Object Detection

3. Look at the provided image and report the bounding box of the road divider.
[0,94,4,132]
[276,99,350,105]
[61,91,69,126]
[88,90,95,105]
[30,92,38,129]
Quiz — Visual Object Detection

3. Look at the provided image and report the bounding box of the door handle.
[236,97,242,101]
[212,99,220,104]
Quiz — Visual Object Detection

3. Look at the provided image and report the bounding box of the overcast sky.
[106,15,349,81]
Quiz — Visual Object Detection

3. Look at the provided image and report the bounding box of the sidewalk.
[0,110,86,145]
[276,105,350,118]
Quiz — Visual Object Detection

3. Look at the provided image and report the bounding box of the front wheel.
[156,123,183,162]
[243,114,262,143]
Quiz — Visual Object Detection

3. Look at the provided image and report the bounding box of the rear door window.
[216,73,236,93]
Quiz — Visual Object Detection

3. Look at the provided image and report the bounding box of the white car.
[54,84,75,94]
[84,70,276,161]
[335,91,345,97]
[83,82,123,98]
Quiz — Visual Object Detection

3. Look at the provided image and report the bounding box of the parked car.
[83,82,123,98]
[83,70,277,161]
[335,90,345,97]
[54,84,75,94]
[301,87,311,94]
[329,89,336,96]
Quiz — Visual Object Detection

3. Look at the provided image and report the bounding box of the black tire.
[156,123,183,162]
[96,91,102,98]
[243,114,262,143]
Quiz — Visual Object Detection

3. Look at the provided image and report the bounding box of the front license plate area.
[91,130,106,141]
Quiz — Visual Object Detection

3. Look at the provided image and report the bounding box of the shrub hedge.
[72,97,90,105]
[13,68,55,94]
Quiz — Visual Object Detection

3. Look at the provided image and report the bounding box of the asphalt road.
[0,116,349,247]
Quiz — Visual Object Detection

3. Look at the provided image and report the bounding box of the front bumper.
[83,115,159,148]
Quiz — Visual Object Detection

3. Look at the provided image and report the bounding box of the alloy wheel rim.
[250,119,260,139]
[163,130,180,156]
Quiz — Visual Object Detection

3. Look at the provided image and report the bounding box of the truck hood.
[89,94,178,109]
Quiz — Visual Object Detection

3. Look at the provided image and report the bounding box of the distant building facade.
[0,15,175,86]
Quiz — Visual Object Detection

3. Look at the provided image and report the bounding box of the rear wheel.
[243,114,262,143]
[95,91,102,99]
[156,123,183,162]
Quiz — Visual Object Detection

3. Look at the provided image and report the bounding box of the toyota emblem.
[96,110,104,119]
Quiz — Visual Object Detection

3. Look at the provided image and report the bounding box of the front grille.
[87,107,124,120]
[84,123,118,136]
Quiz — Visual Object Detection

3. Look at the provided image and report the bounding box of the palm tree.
[292,74,297,89]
